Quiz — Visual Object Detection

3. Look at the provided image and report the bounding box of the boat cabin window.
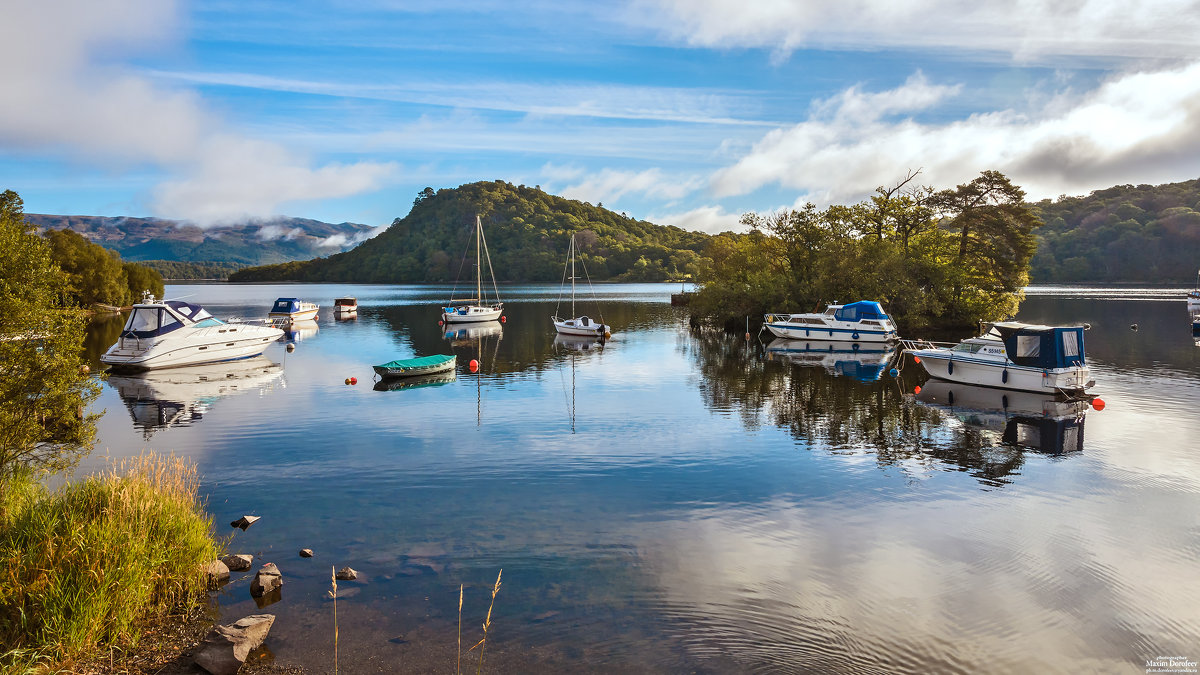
[194,317,223,328]
[1062,331,1079,357]
[580,316,590,326]
[1016,335,1041,358]
[125,308,159,332]
[273,300,296,313]
[950,341,989,353]
[159,312,182,332]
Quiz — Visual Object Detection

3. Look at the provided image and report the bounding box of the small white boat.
[269,297,319,323]
[101,294,283,370]
[334,297,358,318]
[903,321,1094,394]
[765,338,895,382]
[763,302,897,342]
[442,215,504,324]
[553,233,611,338]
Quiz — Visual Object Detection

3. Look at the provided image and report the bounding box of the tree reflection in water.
[690,330,1085,487]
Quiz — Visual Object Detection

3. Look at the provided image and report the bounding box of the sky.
[2,0,1200,234]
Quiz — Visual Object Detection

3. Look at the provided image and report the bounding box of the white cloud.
[0,0,395,225]
[316,225,388,249]
[552,166,702,206]
[710,61,1200,204]
[647,205,746,234]
[630,0,1200,62]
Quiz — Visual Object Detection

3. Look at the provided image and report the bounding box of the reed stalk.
[330,566,339,675]
[469,569,502,675]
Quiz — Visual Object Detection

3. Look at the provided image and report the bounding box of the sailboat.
[442,215,504,324]
[552,233,611,338]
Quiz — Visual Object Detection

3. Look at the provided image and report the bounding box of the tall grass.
[0,454,220,670]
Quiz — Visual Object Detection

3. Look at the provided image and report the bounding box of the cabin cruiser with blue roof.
[101,294,284,370]
[763,301,897,342]
[903,322,1094,395]
[268,297,319,323]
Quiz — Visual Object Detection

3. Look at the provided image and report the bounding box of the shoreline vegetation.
[0,455,221,673]
[690,170,1040,333]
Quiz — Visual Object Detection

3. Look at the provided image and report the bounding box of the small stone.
[221,554,253,571]
[335,566,358,581]
[299,548,314,558]
[230,515,261,531]
[193,613,275,675]
[250,562,283,598]
[202,560,230,587]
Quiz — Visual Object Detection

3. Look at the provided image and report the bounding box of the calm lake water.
[79,284,1200,674]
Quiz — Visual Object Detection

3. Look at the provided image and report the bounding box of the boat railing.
[899,338,956,352]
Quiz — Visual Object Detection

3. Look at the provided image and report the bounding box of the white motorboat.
[334,297,358,318]
[765,338,896,382]
[763,302,897,342]
[269,297,319,323]
[101,294,283,370]
[903,322,1094,394]
[915,380,1087,454]
[442,215,504,324]
[552,233,611,338]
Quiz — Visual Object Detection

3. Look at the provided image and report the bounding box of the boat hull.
[373,355,457,378]
[911,349,1092,394]
[443,306,502,323]
[101,327,282,371]
[553,317,610,337]
[269,308,319,322]
[765,322,895,341]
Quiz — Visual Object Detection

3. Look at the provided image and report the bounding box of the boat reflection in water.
[282,320,319,343]
[765,338,895,382]
[553,334,605,352]
[915,380,1087,454]
[442,320,502,346]
[373,370,456,392]
[107,356,284,437]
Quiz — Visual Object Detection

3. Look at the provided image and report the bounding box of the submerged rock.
[222,554,253,571]
[299,548,314,558]
[193,613,275,675]
[335,566,358,581]
[250,562,283,598]
[230,515,261,531]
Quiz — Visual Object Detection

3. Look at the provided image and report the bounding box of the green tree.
[0,190,101,476]
[122,261,165,301]
[45,229,130,306]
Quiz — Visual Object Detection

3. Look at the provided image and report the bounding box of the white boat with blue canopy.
[763,301,897,342]
[101,293,283,370]
[268,297,319,323]
[903,321,1094,395]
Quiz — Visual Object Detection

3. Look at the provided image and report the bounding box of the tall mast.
[570,234,576,317]
[476,215,483,304]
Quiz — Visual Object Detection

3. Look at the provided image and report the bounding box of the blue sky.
[3,0,1200,233]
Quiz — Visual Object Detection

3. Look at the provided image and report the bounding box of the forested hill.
[230,181,710,283]
[1030,178,1200,282]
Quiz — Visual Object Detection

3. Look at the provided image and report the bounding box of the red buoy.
[1091,397,1106,411]
[349,377,357,385]
[914,385,922,395]
[500,316,506,324]
[437,320,444,326]
[469,359,479,373]
[913,356,921,364]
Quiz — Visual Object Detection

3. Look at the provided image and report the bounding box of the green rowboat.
[373,354,456,378]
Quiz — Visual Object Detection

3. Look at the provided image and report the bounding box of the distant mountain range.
[25,214,379,267]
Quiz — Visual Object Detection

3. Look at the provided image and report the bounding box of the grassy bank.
[0,455,221,672]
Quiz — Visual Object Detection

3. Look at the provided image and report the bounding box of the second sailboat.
[442,215,504,323]
[552,233,611,338]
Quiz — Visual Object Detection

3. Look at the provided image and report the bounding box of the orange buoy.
[344,377,351,385]
[913,356,921,364]
[500,316,506,323]
[914,385,922,395]
[349,377,357,385]
[469,359,479,373]
[1091,397,1106,411]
